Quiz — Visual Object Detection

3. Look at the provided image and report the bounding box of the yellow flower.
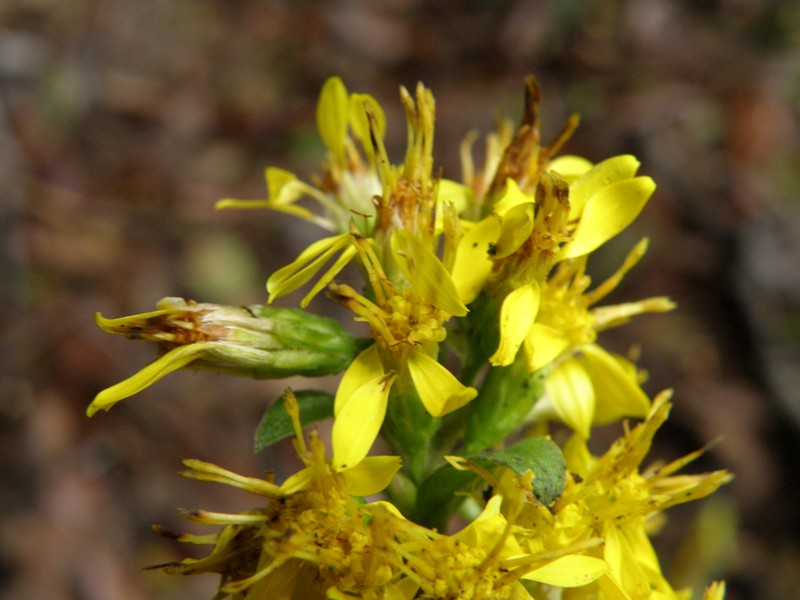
[153,390,403,598]
[451,155,672,437]
[328,232,475,471]
[499,391,732,600]
[218,77,470,308]
[87,298,358,416]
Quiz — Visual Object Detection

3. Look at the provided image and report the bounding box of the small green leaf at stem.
[254,390,334,452]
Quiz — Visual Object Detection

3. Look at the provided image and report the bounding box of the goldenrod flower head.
[491,392,732,599]
[88,298,358,416]
[328,233,476,471]
[154,391,403,598]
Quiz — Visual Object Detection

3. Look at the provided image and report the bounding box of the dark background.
[2,1,799,598]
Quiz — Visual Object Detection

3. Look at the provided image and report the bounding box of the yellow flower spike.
[332,371,395,472]
[490,282,541,367]
[341,455,403,497]
[391,229,468,317]
[407,352,477,417]
[544,356,595,439]
[560,175,656,260]
[88,342,218,416]
[316,76,349,159]
[568,154,642,219]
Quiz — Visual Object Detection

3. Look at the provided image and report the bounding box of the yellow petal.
[451,215,501,305]
[349,93,386,154]
[582,344,650,424]
[569,155,641,219]
[548,155,594,184]
[545,356,595,439]
[299,244,357,308]
[490,283,540,367]
[266,234,351,302]
[335,345,385,415]
[493,202,534,259]
[278,465,314,495]
[391,230,468,317]
[407,351,477,417]
[523,322,570,372]
[341,455,402,496]
[316,76,349,159]
[332,372,394,472]
[560,176,656,260]
[523,554,608,586]
[492,178,534,217]
[94,308,172,334]
[455,496,523,556]
[87,342,219,416]
[562,432,596,479]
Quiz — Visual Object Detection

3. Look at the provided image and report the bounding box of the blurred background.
[2,1,799,598]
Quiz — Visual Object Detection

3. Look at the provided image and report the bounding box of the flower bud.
[88,297,359,415]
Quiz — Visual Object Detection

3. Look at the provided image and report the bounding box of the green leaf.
[254,390,334,452]
[415,436,566,530]
[472,437,566,506]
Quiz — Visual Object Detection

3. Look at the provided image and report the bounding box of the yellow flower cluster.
[89,76,732,599]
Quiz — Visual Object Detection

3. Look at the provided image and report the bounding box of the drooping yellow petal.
[407,351,477,417]
[548,155,594,184]
[568,155,641,219]
[562,432,597,479]
[489,283,540,367]
[560,176,656,260]
[451,215,501,305]
[523,322,570,372]
[87,342,219,416]
[582,344,650,424]
[332,372,394,472]
[335,344,384,415]
[341,455,402,496]
[94,308,172,333]
[266,233,351,302]
[522,554,608,587]
[545,356,595,439]
[316,76,349,159]
[391,229,468,317]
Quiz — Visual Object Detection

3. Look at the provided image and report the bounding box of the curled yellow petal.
[88,342,219,416]
[569,154,641,219]
[407,351,477,417]
[490,283,540,367]
[546,356,595,439]
[582,344,650,424]
[493,202,534,259]
[560,176,656,260]
[492,178,534,217]
[548,155,594,184]
[332,372,394,472]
